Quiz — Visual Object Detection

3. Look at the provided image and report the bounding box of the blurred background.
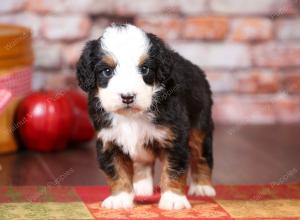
[0,0,299,186]
[2,0,300,124]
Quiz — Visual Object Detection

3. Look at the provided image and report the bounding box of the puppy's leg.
[133,162,154,196]
[188,129,216,197]
[96,140,134,209]
[159,148,191,210]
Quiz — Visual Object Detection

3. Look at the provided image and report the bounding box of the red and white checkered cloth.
[0,67,32,113]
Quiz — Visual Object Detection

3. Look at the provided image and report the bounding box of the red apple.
[16,90,95,152]
[17,91,74,152]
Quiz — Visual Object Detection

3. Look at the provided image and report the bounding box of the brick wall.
[1,0,300,124]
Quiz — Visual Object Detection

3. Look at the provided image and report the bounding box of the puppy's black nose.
[121,94,135,105]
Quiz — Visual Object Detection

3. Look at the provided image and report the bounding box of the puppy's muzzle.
[121,93,136,105]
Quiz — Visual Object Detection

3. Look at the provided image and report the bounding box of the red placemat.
[1,183,300,220]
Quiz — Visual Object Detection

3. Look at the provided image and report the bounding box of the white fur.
[98,113,169,163]
[98,24,158,113]
[159,191,191,210]
[101,192,134,209]
[133,178,153,196]
[188,183,216,197]
[133,164,153,196]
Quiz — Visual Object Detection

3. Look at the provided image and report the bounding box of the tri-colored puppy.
[76,24,215,210]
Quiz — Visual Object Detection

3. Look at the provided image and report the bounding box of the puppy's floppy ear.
[76,40,100,92]
[147,33,174,83]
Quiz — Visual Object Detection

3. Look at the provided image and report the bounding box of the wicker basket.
[0,24,33,154]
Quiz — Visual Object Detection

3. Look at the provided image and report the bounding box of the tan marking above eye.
[138,54,149,66]
[102,55,117,68]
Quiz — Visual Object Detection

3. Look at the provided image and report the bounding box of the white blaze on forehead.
[100,24,150,65]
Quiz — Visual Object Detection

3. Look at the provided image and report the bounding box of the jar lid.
[0,24,32,44]
[0,24,33,68]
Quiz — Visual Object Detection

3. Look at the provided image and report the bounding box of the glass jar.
[0,24,33,154]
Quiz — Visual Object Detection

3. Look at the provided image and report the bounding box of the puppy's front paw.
[159,191,191,210]
[134,178,153,196]
[101,192,134,209]
[188,183,216,197]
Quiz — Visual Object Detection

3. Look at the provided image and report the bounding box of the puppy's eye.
[101,68,113,78]
[140,66,150,75]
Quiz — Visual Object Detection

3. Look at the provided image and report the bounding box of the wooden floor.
[0,124,300,186]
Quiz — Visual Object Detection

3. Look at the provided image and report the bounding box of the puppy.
[76,24,215,210]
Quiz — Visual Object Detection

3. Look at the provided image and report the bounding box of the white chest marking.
[98,113,168,162]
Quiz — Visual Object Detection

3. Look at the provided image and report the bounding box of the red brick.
[213,95,277,124]
[0,13,41,37]
[26,0,53,13]
[89,18,112,40]
[27,0,206,15]
[33,41,62,69]
[41,15,91,41]
[175,0,207,15]
[276,19,300,40]
[43,71,78,91]
[275,97,300,123]
[182,17,229,40]
[27,0,114,14]
[135,16,182,40]
[206,71,236,93]
[252,43,300,68]
[67,0,114,14]
[230,18,273,42]
[0,0,26,13]
[32,70,77,91]
[171,42,251,68]
[62,41,86,67]
[210,0,295,15]
[207,69,281,94]
[235,70,280,94]
[113,0,177,15]
[282,71,300,94]
[213,95,300,124]
[112,0,205,15]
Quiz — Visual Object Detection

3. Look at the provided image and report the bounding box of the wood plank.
[0,125,299,185]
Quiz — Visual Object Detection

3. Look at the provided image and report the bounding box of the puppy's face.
[77,24,173,115]
[97,25,158,114]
